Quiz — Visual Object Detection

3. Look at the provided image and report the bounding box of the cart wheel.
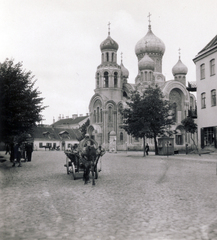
[71,162,76,180]
[95,166,98,179]
[66,156,69,174]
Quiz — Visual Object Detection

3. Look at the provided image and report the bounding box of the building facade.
[193,35,217,150]
[88,21,197,152]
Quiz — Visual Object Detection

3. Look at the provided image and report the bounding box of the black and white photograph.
[0,0,217,239]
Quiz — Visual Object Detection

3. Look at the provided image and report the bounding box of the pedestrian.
[5,144,10,155]
[20,143,26,161]
[145,143,149,155]
[26,142,33,162]
[10,142,14,163]
[12,143,22,167]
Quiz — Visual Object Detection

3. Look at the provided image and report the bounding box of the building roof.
[198,35,217,54]
[51,116,88,128]
[32,126,82,141]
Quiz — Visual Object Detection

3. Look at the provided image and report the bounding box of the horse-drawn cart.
[64,147,104,182]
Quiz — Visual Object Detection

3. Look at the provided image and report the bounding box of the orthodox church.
[87,19,197,152]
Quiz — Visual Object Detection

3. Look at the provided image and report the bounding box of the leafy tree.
[181,116,200,156]
[121,85,174,156]
[79,118,90,140]
[0,59,46,144]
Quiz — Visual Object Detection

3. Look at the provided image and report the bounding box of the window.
[97,107,99,123]
[100,109,102,122]
[104,72,109,87]
[106,52,109,61]
[94,110,96,123]
[112,53,114,62]
[210,59,215,76]
[203,127,215,147]
[211,89,216,106]
[175,129,183,145]
[108,106,113,122]
[96,73,99,88]
[145,71,147,81]
[114,72,118,87]
[201,92,206,109]
[200,64,205,79]
[120,132,123,142]
[172,102,177,122]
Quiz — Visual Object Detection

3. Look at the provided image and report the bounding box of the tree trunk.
[143,136,146,157]
[191,133,201,156]
[154,135,158,155]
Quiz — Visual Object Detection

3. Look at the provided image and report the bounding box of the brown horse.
[82,145,105,185]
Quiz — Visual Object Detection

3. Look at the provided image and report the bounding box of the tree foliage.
[181,116,200,156]
[0,59,46,143]
[181,117,197,134]
[121,85,174,155]
[79,118,90,140]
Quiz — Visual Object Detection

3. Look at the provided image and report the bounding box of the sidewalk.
[111,150,217,162]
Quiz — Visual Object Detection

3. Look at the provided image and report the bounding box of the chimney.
[58,114,61,120]
[72,114,78,119]
[79,114,83,117]
[86,113,89,116]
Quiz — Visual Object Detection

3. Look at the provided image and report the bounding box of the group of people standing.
[6,142,33,167]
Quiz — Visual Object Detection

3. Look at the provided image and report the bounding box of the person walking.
[5,144,10,155]
[145,143,149,156]
[26,142,33,162]
[12,143,22,167]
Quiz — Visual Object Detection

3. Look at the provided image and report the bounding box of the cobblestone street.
[0,150,217,240]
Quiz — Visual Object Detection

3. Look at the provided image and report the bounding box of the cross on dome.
[148,12,151,30]
[178,48,181,59]
[108,22,111,36]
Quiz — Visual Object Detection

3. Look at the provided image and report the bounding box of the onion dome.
[100,35,119,51]
[135,26,165,57]
[172,58,188,76]
[120,55,129,78]
[138,53,155,71]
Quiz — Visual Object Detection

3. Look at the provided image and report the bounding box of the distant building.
[87,19,197,152]
[193,35,217,150]
[32,126,82,151]
[51,115,89,129]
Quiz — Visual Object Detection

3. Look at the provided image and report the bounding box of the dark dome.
[100,35,119,51]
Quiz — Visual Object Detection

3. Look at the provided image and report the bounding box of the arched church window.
[104,72,109,88]
[112,53,114,62]
[172,102,177,122]
[120,132,123,142]
[108,106,113,122]
[100,109,103,122]
[175,128,183,145]
[94,110,96,123]
[123,91,128,98]
[149,71,152,81]
[114,72,118,87]
[96,73,99,88]
[145,71,147,81]
[106,52,109,62]
[97,107,99,123]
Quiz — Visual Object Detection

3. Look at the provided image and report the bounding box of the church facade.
[87,21,197,152]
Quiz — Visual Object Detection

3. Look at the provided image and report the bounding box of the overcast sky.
[1,0,216,124]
